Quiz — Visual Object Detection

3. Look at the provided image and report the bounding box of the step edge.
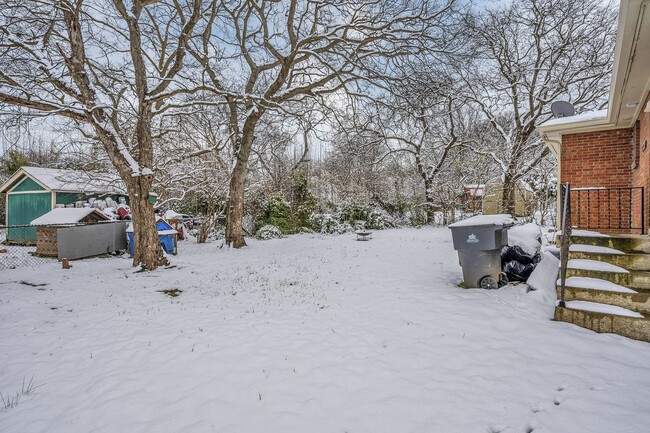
[555,304,648,320]
[556,284,640,295]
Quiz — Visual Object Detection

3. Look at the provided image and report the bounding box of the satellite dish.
[551,101,576,118]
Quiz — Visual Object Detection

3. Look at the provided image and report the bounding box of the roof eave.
[539,0,650,150]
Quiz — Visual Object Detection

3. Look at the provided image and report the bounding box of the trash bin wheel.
[479,275,499,290]
[499,272,508,287]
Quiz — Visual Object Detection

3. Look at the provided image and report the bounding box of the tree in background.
[459,0,616,215]
[189,0,459,247]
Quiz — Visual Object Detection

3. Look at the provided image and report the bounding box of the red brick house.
[538,0,650,235]
[459,184,484,213]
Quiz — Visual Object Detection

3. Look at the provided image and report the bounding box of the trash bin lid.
[449,214,515,228]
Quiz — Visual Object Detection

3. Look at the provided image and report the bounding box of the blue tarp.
[127,220,176,257]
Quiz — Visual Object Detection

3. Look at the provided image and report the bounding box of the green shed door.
[7,193,52,243]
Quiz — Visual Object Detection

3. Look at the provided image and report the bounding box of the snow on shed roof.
[23,167,122,192]
[31,208,109,226]
[0,166,124,193]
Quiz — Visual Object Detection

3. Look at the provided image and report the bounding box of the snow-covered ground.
[1,228,649,433]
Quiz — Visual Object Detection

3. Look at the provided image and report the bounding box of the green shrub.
[265,194,293,234]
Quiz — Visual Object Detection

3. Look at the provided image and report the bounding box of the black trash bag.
[501,245,536,265]
[503,260,536,282]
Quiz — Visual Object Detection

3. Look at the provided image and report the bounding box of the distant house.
[459,184,484,213]
[0,166,125,244]
[481,177,534,217]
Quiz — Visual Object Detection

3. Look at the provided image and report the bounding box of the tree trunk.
[225,116,260,248]
[128,177,168,270]
[502,173,517,216]
[424,177,435,224]
[225,167,248,248]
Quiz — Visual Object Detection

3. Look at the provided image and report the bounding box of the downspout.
[542,133,562,230]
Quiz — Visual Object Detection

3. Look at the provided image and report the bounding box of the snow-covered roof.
[0,166,124,193]
[485,176,534,193]
[539,109,608,128]
[449,214,514,228]
[464,185,485,197]
[25,167,120,192]
[164,210,183,219]
[31,208,109,226]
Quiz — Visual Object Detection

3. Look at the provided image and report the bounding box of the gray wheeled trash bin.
[449,215,514,289]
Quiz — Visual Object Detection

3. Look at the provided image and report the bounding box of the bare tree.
[459,0,616,215]
[0,0,204,269]
[189,0,458,247]
[370,72,473,223]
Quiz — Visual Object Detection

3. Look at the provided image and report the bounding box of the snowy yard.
[1,228,649,433]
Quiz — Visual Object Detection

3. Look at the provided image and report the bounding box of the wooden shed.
[0,167,125,244]
[31,208,110,256]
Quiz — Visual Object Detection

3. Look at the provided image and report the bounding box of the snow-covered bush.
[309,213,337,234]
[364,207,396,229]
[309,213,354,234]
[255,224,283,240]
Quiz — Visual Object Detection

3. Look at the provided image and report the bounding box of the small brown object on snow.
[62,258,72,269]
[0,249,7,253]
[356,231,373,241]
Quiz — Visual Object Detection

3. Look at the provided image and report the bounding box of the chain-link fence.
[0,227,57,270]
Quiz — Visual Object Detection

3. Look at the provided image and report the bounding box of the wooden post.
[62,258,72,269]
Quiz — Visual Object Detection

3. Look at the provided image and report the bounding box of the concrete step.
[554,303,650,342]
[556,282,650,314]
[568,250,650,271]
[565,266,650,290]
[566,234,650,254]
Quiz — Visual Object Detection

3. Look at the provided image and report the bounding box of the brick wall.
[561,127,641,234]
[561,129,634,187]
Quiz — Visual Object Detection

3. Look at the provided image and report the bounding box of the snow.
[20,167,121,193]
[508,223,542,255]
[125,222,177,235]
[527,251,559,295]
[1,228,650,433]
[540,109,608,128]
[570,244,624,255]
[448,214,514,227]
[563,301,643,318]
[101,121,142,177]
[463,184,485,197]
[30,208,101,225]
[164,210,182,219]
[570,230,610,238]
[568,259,629,273]
[571,187,607,191]
[559,277,637,294]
